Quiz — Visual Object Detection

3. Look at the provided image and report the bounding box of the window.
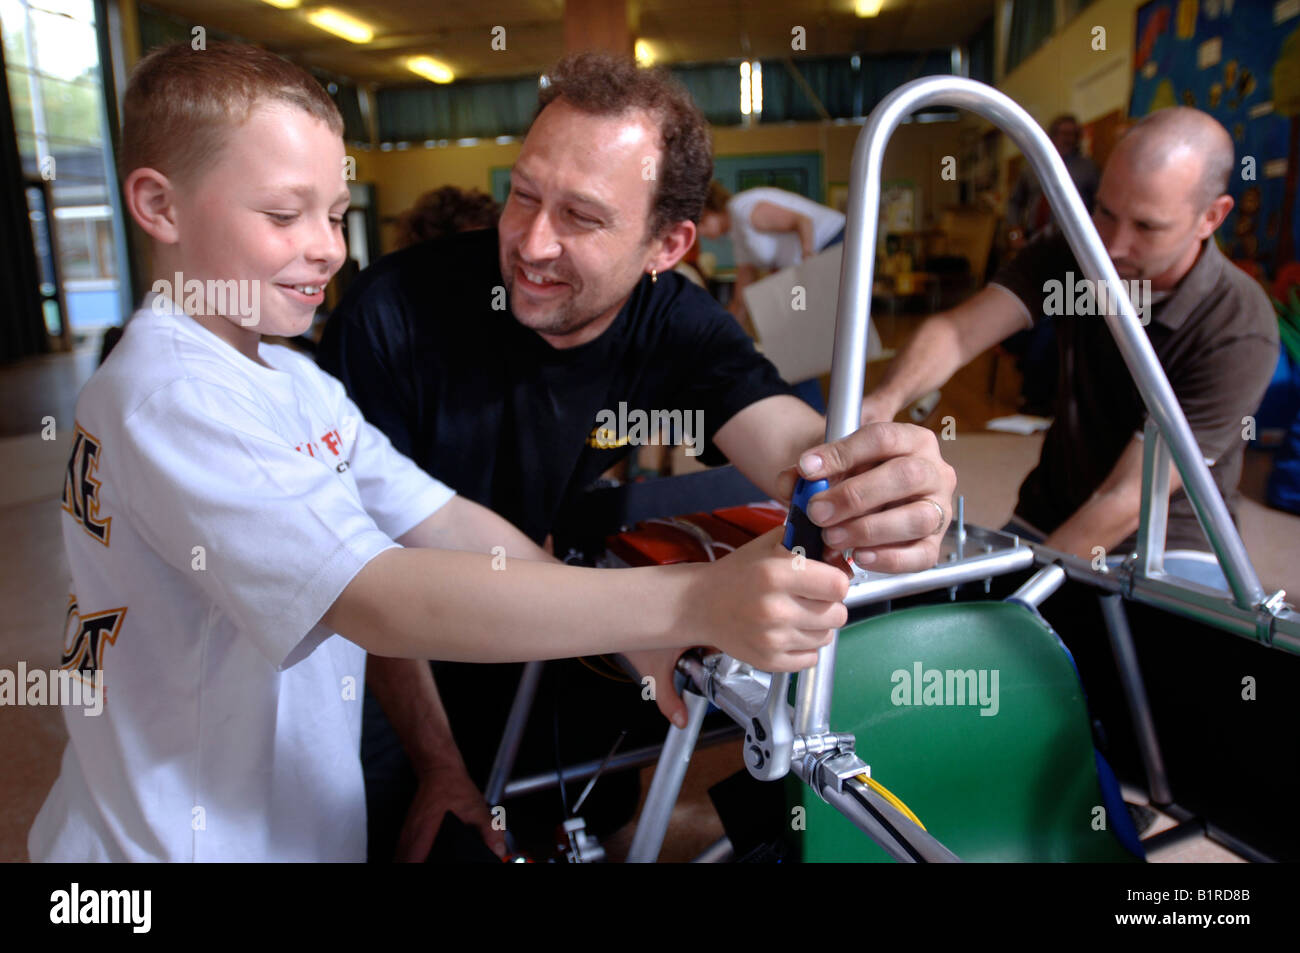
[2,0,127,332]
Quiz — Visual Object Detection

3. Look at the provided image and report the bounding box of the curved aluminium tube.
[796,75,1266,737]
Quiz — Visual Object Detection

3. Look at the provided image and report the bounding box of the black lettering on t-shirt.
[61,424,112,546]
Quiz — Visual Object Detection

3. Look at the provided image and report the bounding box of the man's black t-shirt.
[318,228,792,543]
[318,230,795,855]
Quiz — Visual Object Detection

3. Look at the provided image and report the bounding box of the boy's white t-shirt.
[727,187,846,270]
[28,303,454,862]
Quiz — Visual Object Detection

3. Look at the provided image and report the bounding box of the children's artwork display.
[1130,0,1300,275]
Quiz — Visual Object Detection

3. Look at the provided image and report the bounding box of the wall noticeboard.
[1130,0,1300,273]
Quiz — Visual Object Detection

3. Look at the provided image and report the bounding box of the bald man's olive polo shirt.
[989,233,1278,553]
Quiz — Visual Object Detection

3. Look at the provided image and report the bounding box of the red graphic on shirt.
[294,427,344,459]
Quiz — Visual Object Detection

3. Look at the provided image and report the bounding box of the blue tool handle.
[782,477,830,558]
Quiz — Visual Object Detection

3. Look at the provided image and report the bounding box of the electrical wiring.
[856,773,926,830]
[843,778,926,863]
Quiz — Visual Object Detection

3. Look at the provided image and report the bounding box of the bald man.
[861,107,1278,566]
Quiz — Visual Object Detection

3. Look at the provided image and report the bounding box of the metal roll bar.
[797,74,1299,737]
[628,75,1299,863]
[494,75,1300,863]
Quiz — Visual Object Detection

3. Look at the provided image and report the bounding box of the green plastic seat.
[789,601,1139,862]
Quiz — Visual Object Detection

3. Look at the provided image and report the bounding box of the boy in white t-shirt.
[28,42,850,862]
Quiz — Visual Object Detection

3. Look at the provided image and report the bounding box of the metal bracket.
[791,730,867,802]
[791,730,853,760]
[1254,590,1290,647]
[559,817,605,864]
[799,745,870,803]
[690,653,794,781]
[683,654,875,785]
[1114,552,1138,599]
[743,669,792,780]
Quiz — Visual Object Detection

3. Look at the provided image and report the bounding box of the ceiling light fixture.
[305,8,374,44]
[407,55,454,84]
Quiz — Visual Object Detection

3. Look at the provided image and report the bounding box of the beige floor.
[2,348,1296,862]
[1,429,83,863]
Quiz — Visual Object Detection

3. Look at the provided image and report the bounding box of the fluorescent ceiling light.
[856,0,885,16]
[407,56,454,83]
[306,8,374,44]
[260,0,300,9]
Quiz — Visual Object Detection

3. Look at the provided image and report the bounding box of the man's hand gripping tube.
[783,477,831,559]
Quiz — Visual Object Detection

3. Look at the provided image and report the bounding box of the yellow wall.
[713,120,965,226]
[351,141,522,253]
[996,0,1144,174]
[356,118,967,255]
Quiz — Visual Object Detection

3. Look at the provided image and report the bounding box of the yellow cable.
[856,774,927,831]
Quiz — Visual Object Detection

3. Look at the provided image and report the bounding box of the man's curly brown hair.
[535,52,713,240]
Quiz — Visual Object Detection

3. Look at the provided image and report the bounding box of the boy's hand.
[679,527,849,672]
[622,647,691,729]
[396,761,507,861]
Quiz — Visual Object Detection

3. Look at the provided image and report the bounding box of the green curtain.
[1064,0,1099,23]
[377,75,538,142]
[331,83,366,144]
[669,63,743,126]
[760,51,955,123]
[761,56,858,122]
[1005,0,1057,75]
[968,15,996,86]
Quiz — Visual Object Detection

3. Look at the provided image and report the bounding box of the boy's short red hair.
[121,41,343,184]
